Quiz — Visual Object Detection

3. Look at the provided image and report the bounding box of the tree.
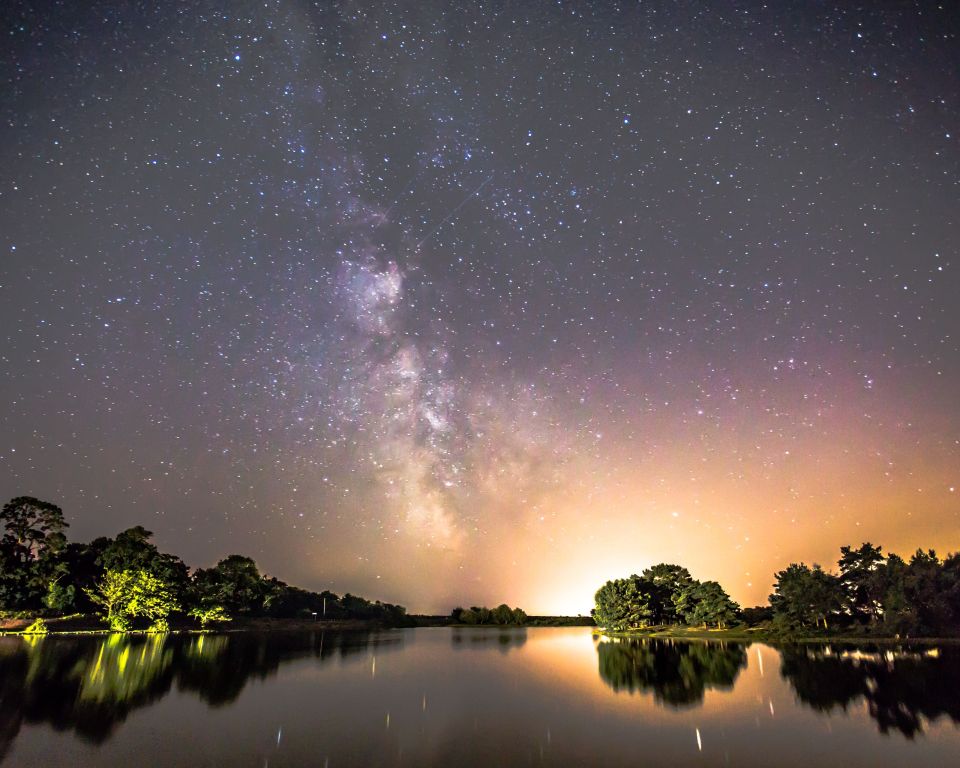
[942,552,960,629]
[688,581,739,628]
[641,564,696,625]
[192,555,264,614]
[87,570,137,631]
[128,571,179,632]
[0,497,69,609]
[904,549,951,635]
[807,565,841,629]
[86,569,179,631]
[740,605,773,626]
[593,575,654,630]
[672,581,702,624]
[838,543,886,624]
[471,606,493,625]
[879,553,913,634]
[98,527,189,598]
[189,605,231,629]
[0,497,68,563]
[770,563,817,630]
[43,575,76,612]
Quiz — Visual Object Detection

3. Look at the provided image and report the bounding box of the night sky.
[2,1,958,614]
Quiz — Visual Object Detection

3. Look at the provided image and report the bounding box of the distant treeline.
[451,604,527,625]
[594,543,960,637]
[0,496,411,631]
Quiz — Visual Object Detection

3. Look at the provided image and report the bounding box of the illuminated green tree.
[97,526,189,598]
[128,571,179,632]
[87,569,179,631]
[87,570,137,631]
[188,605,231,629]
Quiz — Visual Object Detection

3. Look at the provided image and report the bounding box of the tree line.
[768,542,960,636]
[450,604,527,625]
[0,496,411,631]
[592,542,960,637]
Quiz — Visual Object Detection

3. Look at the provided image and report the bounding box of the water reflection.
[450,626,527,653]
[596,637,748,706]
[0,631,400,758]
[2,630,960,766]
[779,644,960,738]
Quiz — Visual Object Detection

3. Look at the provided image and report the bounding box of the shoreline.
[0,616,408,637]
[593,626,960,644]
[0,613,595,636]
[5,615,956,644]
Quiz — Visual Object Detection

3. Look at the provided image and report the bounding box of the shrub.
[23,618,49,635]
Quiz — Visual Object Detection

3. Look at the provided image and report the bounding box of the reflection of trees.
[596,638,748,707]
[0,630,401,755]
[450,627,528,654]
[779,645,960,738]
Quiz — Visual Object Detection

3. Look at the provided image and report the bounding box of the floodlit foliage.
[188,605,231,628]
[23,617,49,634]
[86,570,138,631]
[86,569,179,631]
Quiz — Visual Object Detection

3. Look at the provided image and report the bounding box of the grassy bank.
[0,613,408,636]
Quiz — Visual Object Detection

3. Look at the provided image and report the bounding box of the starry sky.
[2,1,958,614]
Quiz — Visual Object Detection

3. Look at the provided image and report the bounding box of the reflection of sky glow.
[5,629,960,766]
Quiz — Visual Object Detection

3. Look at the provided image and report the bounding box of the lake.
[2,627,959,766]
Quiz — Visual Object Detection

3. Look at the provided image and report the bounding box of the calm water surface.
[2,627,959,767]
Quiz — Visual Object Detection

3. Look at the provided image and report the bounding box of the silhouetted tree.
[838,543,886,625]
[191,555,264,614]
[0,497,68,609]
[771,563,841,631]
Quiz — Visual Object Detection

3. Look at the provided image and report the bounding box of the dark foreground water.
[2,628,959,767]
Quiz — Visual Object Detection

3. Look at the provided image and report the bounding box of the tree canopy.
[452,603,527,625]
[592,566,739,630]
[770,543,960,636]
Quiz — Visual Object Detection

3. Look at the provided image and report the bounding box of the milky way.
[1,1,958,612]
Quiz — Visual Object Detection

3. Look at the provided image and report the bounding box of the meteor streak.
[415,175,494,250]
